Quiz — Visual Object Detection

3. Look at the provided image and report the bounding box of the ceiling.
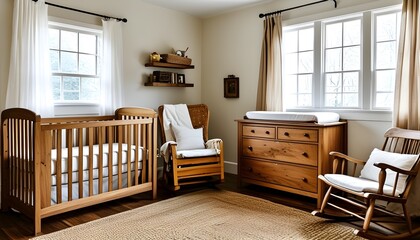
[141,0,274,18]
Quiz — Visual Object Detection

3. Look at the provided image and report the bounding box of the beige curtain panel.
[256,15,283,111]
[393,0,420,130]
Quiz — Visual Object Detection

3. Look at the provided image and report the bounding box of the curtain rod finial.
[259,13,265,18]
[122,18,128,23]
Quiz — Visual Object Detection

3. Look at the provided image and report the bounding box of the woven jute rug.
[32,189,363,240]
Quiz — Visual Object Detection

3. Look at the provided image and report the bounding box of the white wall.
[202,0,400,173]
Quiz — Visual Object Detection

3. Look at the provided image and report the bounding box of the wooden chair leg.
[363,199,376,232]
[319,186,333,213]
[402,203,413,233]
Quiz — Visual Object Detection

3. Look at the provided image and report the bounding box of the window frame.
[49,20,102,105]
[282,6,401,120]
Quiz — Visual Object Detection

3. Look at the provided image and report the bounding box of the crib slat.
[98,127,104,194]
[118,125,123,189]
[134,124,139,185]
[56,130,62,204]
[127,124,132,187]
[67,130,73,202]
[147,123,153,183]
[108,126,113,192]
[88,128,94,196]
[78,128,83,198]
[141,124,147,184]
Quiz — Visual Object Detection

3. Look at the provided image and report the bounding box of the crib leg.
[34,216,41,236]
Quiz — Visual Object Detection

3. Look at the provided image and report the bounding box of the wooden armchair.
[312,127,420,239]
[158,104,224,190]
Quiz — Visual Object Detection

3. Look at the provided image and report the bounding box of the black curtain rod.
[33,0,127,23]
[259,0,337,18]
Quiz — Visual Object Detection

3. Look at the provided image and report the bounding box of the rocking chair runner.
[312,127,420,239]
[158,104,224,190]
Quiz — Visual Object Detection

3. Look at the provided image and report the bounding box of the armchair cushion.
[324,174,399,195]
[177,149,218,158]
[172,124,205,150]
[360,148,419,194]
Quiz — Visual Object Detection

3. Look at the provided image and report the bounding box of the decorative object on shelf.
[177,74,185,84]
[149,52,161,62]
[153,71,172,82]
[175,47,189,57]
[161,54,192,66]
[224,75,239,98]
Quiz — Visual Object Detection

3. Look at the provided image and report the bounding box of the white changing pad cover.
[245,111,340,124]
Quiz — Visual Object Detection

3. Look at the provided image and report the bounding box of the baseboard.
[224,161,237,174]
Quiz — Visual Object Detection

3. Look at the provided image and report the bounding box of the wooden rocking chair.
[312,127,420,239]
[158,104,224,190]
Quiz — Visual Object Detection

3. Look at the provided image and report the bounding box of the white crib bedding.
[51,143,143,175]
[245,111,340,124]
[51,162,142,186]
[51,171,136,204]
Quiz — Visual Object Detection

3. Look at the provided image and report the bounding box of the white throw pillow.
[171,124,205,150]
[360,148,419,194]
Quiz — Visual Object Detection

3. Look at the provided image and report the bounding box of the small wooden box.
[161,54,192,66]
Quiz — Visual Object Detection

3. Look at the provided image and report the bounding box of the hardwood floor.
[0,173,419,239]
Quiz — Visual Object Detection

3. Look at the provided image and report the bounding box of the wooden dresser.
[236,119,347,208]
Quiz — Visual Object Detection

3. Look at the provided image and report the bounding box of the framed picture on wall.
[224,75,239,98]
[177,74,185,84]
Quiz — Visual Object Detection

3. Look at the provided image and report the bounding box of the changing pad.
[245,111,340,124]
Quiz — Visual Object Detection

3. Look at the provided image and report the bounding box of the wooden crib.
[1,107,158,235]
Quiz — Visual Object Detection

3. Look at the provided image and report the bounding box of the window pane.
[61,52,78,73]
[61,30,78,52]
[50,50,59,72]
[377,13,397,42]
[298,94,312,106]
[79,54,96,75]
[325,73,342,93]
[325,48,342,72]
[51,76,61,101]
[284,31,298,53]
[343,46,360,71]
[376,70,395,91]
[325,22,342,48]
[63,92,79,100]
[298,51,313,73]
[343,19,361,46]
[63,77,80,91]
[284,75,297,93]
[79,33,96,54]
[298,74,312,93]
[285,53,298,74]
[299,28,314,51]
[49,28,59,49]
[343,93,358,107]
[376,41,396,69]
[81,77,100,101]
[376,93,393,108]
[343,72,359,92]
[325,93,341,107]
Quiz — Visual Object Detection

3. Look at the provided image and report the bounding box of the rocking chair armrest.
[374,162,417,176]
[330,151,366,165]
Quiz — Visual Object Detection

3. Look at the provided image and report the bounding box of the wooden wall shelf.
[144,82,194,87]
[145,62,194,69]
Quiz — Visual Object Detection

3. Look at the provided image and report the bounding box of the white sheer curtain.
[6,0,53,116]
[100,19,123,115]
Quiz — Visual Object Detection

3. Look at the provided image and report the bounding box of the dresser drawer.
[243,125,275,139]
[242,138,318,166]
[240,158,317,193]
[277,128,318,143]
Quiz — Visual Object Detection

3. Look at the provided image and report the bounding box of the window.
[282,6,401,111]
[49,22,102,103]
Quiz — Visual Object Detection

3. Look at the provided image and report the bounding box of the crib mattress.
[51,143,143,175]
[245,111,340,123]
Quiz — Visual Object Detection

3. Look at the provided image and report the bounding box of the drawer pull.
[284,132,290,136]
[302,177,308,183]
[302,152,308,157]
[265,131,270,135]
[304,133,310,137]
[251,129,255,133]
[248,146,253,151]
